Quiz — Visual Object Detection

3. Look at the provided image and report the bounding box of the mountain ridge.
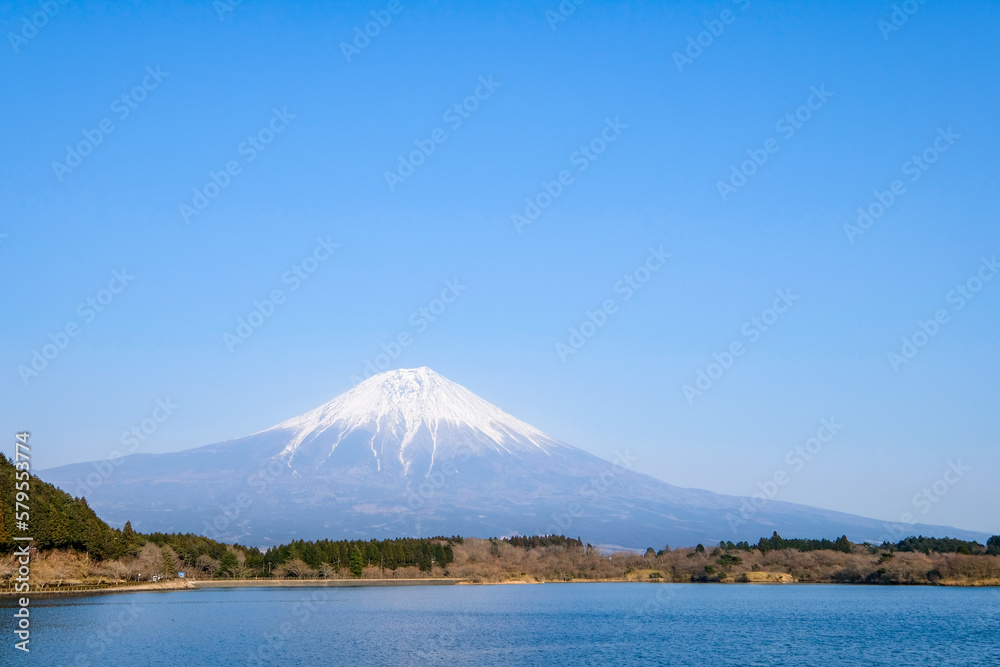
[40,367,990,548]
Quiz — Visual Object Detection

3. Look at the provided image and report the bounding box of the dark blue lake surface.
[3,583,998,665]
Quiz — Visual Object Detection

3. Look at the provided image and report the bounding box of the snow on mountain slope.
[37,367,992,548]
[262,367,569,474]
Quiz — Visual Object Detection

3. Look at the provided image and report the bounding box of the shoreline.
[0,578,461,598]
[193,578,460,588]
[4,576,997,599]
[0,580,197,598]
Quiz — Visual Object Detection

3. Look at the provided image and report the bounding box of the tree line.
[3,454,997,586]
[0,453,132,560]
[698,532,1000,556]
[0,455,458,579]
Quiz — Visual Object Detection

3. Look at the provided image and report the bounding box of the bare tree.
[52,563,72,587]
[0,555,17,584]
[277,558,315,579]
[195,554,219,578]
[133,543,161,581]
[103,560,130,585]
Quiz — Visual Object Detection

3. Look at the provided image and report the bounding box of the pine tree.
[161,546,178,576]
[113,523,140,560]
[349,546,364,578]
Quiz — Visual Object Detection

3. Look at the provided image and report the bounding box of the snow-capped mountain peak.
[41,367,990,548]
[264,367,568,473]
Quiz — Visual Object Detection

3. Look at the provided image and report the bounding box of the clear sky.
[2,0,997,534]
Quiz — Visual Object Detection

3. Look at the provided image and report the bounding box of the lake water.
[3,583,998,665]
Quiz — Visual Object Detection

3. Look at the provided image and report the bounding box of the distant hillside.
[4,454,997,589]
[41,367,993,548]
[0,453,458,584]
[0,453,130,560]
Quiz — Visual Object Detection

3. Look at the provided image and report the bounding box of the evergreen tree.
[385,543,398,570]
[988,536,1000,556]
[349,546,364,578]
[161,547,177,576]
[365,541,379,566]
[217,550,239,578]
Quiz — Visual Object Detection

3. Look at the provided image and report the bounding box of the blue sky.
[2,0,998,534]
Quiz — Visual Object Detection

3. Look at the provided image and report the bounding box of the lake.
[3,583,998,665]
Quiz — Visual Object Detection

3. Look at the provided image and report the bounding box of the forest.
[2,454,998,588]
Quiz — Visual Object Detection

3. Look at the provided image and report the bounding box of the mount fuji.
[41,367,986,548]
